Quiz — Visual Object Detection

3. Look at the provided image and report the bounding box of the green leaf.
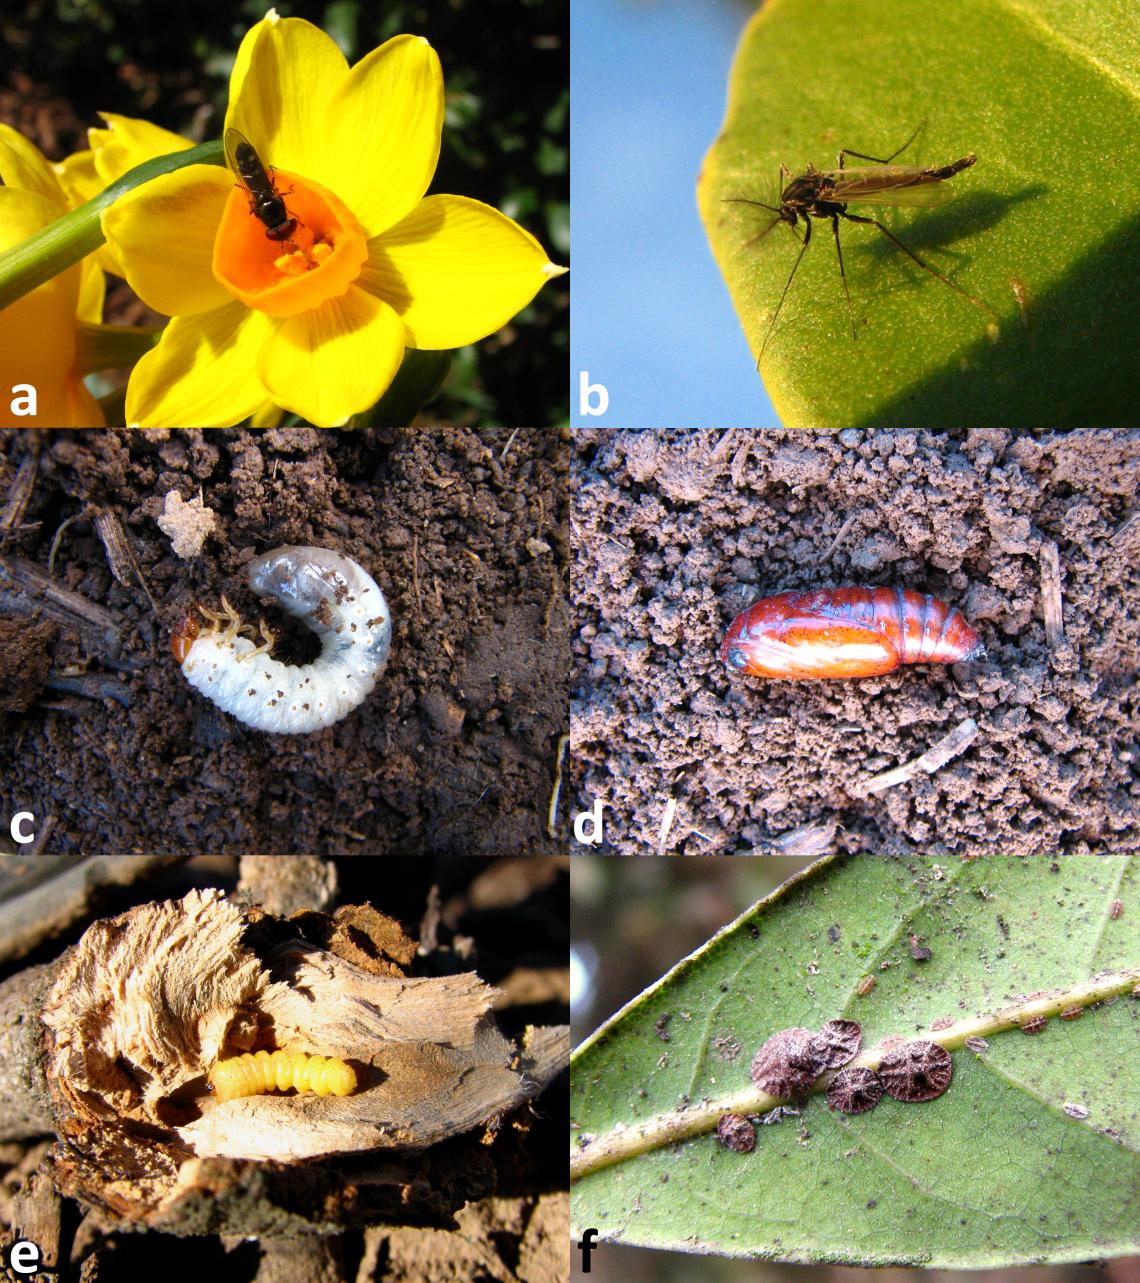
[571,855,1139,1268]
[697,0,1140,427]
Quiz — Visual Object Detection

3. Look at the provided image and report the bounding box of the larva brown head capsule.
[172,612,200,663]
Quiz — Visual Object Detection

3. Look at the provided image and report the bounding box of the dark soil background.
[570,429,1139,856]
[0,427,569,855]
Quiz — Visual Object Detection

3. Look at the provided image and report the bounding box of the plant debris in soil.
[570,428,1139,855]
[0,427,569,855]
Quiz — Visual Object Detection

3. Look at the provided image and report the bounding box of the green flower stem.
[0,139,224,313]
[76,322,158,375]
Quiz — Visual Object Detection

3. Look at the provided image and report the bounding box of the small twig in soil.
[411,532,423,621]
[0,554,124,657]
[46,513,83,578]
[1109,511,1138,547]
[1038,541,1064,649]
[854,718,979,797]
[46,672,131,708]
[499,427,520,460]
[0,450,39,536]
[822,514,859,563]
[656,795,678,854]
[92,508,158,615]
[547,733,568,839]
[764,817,839,856]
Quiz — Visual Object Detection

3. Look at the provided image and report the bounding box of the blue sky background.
[571,0,778,428]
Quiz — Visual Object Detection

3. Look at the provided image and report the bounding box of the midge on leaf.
[223,127,298,242]
[725,125,996,358]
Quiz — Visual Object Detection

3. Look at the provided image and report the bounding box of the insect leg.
[841,211,996,319]
[759,217,812,362]
[837,123,923,169]
[829,213,857,339]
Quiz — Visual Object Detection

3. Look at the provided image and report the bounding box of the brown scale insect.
[1019,1015,1048,1035]
[816,1019,862,1069]
[750,1027,827,1099]
[964,1036,988,1053]
[720,586,985,680]
[856,975,876,996]
[827,1066,884,1115]
[716,1113,757,1153]
[877,1040,953,1102]
[1059,1006,1083,1021]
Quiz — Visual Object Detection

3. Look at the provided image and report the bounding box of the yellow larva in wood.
[208,1050,357,1102]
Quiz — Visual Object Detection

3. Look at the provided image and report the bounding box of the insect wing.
[223,127,259,182]
[825,166,960,208]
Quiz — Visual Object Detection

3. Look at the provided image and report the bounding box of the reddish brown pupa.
[856,975,876,996]
[877,1040,953,1102]
[1019,1015,1048,1035]
[750,1027,826,1099]
[720,586,984,680]
[826,1066,884,1115]
[716,1113,757,1153]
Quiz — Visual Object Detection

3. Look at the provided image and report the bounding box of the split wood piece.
[0,450,39,533]
[91,508,158,615]
[1039,541,1064,649]
[853,717,979,797]
[0,553,124,658]
[8,888,565,1232]
[0,855,178,968]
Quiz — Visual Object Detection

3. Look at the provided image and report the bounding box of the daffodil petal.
[363,195,565,349]
[101,165,233,316]
[257,286,405,426]
[0,188,79,382]
[90,113,193,185]
[0,124,68,209]
[324,35,443,236]
[126,303,277,427]
[227,15,348,180]
[77,257,105,325]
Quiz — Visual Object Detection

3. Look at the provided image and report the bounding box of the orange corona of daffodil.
[0,124,105,427]
[101,13,567,427]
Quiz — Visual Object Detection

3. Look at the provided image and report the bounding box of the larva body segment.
[176,545,392,734]
[209,1050,358,1102]
[721,586,984,680]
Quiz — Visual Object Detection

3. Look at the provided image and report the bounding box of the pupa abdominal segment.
[173,545,392,734]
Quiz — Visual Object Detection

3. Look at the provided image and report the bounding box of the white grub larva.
[173,545,392,734]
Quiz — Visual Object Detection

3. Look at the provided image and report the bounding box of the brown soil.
[570,429,1140,856]
[0,428,569,855]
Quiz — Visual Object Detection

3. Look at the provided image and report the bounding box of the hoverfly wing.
[826,166,961,208]
[223,126,258,179]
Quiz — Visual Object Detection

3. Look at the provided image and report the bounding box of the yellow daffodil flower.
[0,125,105,427]
[102,13,567,427]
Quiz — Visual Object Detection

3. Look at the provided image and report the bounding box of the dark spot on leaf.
[997,914,1010,939]
[655,1014,672,1042]
[909,934,932,962]
[828,925,840,943]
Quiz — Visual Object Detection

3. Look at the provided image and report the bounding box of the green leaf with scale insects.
[571,855,1139,1267]
[696,0,1140,427]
